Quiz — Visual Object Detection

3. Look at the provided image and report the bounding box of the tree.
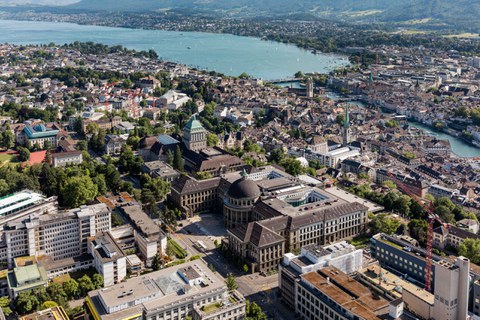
[268,148,285,164]
[47,283,67,306]
[93,174,107,195]
[63,279,79,299]
[166,241,175,257]
[0,296,12,317]
[225,273,238,292]
[245,300,267,320]
[15,291,39,315]
[369,213,401,235]
[152,254,161,271]
[458,238,480,264]
[1,130,14,150]
[61,175,98,208]
[92,274,104,289]
[294,70,306,78]
[41,301,58,310]
[173,145,183,171]
[207,133,219,147]
[17,147,30,162]
[454,106,469,118]
[77,140,88,151]
[279,158,304,176]
[104,163,121,192]
[166,150,174,166]
[408,219,428,246]
[0,179,9,196]
[382,180,396,189]
[78,275,95,296]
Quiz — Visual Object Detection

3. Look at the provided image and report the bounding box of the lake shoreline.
[0,19,349,80]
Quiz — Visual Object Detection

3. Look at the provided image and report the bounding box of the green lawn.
[201,302,222,313]
[0,153,17,167]
[348,235,371,249]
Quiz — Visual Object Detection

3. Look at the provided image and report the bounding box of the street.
[170,214,295,320]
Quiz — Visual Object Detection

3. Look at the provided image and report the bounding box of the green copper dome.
[183,115,205,133]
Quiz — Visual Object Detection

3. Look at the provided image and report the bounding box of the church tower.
[306,77,314,98]
[343,105,350,147]
[183,115,207,152]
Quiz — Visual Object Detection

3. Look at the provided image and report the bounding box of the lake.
[0,19,349,80]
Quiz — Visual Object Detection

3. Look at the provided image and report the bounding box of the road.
[169,216,295,320]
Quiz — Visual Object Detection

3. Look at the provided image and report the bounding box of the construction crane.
[386,171,448,292]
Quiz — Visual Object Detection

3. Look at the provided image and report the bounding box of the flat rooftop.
[360,265,434,305]
[323,187,384,213]
[0,190,46,217]
[301,266,388,320]
[88,260,226,320]
[121,205,160,239]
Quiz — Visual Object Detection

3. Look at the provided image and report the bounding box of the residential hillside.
[65,0,480,29]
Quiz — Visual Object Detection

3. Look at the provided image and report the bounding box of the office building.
[86,260,246,320]
[295,266,390,320]
[88,232,127,287]
[370,233,442,288]
[0,203,111,268]
[120,205,167,265]
[279,241,363,309]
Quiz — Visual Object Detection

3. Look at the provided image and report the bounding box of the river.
[326,92,480,157]
[406,122,480,158]
[0,19,349,80]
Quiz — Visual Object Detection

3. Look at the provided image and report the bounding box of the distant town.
[0,31,479,320]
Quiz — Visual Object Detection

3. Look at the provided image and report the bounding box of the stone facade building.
[183,115,207,152]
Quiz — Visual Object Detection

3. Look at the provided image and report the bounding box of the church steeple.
[343,105,350,147]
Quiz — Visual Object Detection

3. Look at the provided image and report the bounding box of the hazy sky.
[0,0,78,5]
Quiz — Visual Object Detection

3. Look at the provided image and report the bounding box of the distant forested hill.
[16,0,480,30]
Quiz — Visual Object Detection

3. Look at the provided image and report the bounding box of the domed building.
[223,171,261,229]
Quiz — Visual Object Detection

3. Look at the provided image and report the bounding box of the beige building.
[86,260,246,320]
[169,176,221,216]
[433,224,480,250]
[223,172,261,229]
[183,115,207,152]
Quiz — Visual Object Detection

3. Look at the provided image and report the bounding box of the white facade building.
[88,232,127,287]
[0,203,111,268]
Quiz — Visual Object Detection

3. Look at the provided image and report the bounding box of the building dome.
[227,177,260,199]
[183,115,205,133]
[33,124,47,132]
